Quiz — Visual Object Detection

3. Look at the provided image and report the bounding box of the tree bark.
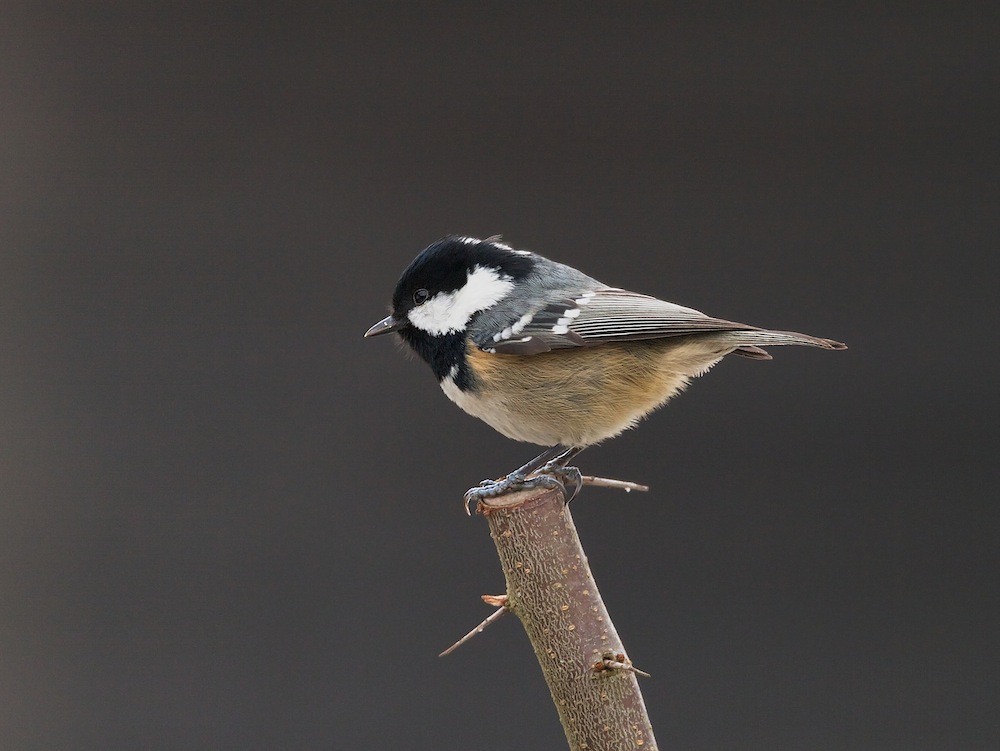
[478,486,658,751]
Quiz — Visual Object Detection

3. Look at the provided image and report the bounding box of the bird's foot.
[463,464,583,514]
[531,461,583,502]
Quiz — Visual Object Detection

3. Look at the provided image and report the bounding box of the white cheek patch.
[407,265,514,335]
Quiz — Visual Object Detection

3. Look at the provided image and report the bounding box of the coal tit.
[366,236,846,506]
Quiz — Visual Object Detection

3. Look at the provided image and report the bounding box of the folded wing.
[476,288,844,356]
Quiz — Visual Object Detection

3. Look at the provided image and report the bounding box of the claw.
[533,463,583,503]
[463,468,578,515]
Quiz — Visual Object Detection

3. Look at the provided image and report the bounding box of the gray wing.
[476,287,759,355]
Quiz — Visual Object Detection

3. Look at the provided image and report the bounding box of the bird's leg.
[529,445,584,500]
[464,445,585,512]
[539,446,650,496]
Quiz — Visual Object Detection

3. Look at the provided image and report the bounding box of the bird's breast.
[439,339,731,447]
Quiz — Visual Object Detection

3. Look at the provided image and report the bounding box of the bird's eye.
[413,288,430,305]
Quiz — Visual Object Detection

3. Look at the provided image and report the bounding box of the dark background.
[2,3,997,749]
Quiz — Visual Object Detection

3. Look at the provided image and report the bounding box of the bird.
[365,235,846,508]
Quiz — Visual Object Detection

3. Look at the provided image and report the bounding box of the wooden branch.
[477,486,658,751]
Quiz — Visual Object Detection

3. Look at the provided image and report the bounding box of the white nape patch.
[483,235,528,255]
[407,264,514,335]
[458,234,529,255]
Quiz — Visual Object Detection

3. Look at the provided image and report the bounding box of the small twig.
[581,475,649,493]
[439,596,509,657]
[593,651,652,679]
[465,473,647,514]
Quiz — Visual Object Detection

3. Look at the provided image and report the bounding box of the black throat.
[398,328,475,391]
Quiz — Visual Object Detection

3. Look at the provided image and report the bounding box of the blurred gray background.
[2,3,997,749]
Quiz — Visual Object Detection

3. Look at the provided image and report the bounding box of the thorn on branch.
[439,595,509,657]
[592,651,651,679]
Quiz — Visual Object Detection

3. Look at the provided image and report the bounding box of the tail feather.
[725,329,847,352]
